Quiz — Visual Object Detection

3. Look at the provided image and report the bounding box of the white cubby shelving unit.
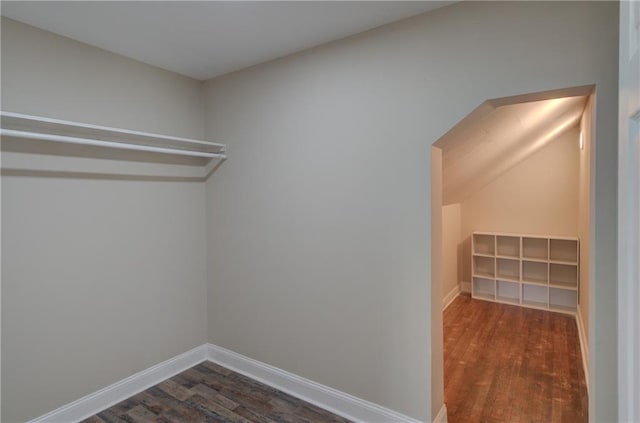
[0,111,227,176]
[471,232,579,314]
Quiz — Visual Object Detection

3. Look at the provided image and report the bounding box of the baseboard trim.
[460,281,471,293]
[443,285,461,310]
[433,403,448,423]
[576,307,590,395]
[28,345,208,423]
[28,343,427,423]
[206,343,425,423]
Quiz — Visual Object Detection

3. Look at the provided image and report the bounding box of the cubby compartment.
[522,260,548,284]
[549,263,578,289]
[522,237,548,260]
[496,280,520,304]
[496,235,520,258]
[473,234,495,256]
[473,255,495,278]
[496,258,520,281]
[549,287,577,312]
[522,283,548,309]
[549,239,579,264]
[473,277,495,301]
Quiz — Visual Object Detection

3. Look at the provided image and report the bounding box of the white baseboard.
[28,345,208,423]
[28,343,428,423]
[576,307,590,395]
[443,285,461,310]
[207,344,425,423]
[460,280,471,293]
[433,404,448,423]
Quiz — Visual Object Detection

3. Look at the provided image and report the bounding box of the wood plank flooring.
[444,294,588,423]
[82,361,351,423]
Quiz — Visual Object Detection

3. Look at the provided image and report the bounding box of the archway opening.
[431,85,595,423]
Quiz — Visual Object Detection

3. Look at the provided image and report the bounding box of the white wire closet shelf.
[0,111,226,160]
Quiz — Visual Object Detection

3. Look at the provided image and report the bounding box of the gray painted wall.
[1,18,208,422]
[1,18,204,138]
[202,2,618,421]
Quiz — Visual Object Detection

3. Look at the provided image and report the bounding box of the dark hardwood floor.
[82,361,350,423]
[444,294,588,423]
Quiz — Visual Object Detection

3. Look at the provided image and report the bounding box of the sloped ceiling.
[435,93,588,205]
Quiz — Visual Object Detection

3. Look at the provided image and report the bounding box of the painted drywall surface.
[442,204,461,300]
[203,2,618,420]
[1,18,204,139]
[2,178,207,422]
[460,128,580,282]
[578,96,594,349]
[430,148,445,419]
[1,20,207,422]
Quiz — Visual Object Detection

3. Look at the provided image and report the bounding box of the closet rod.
[0,129,227,159]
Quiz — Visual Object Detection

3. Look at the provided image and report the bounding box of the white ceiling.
[435,94,589,205]
[1,1,453,80]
